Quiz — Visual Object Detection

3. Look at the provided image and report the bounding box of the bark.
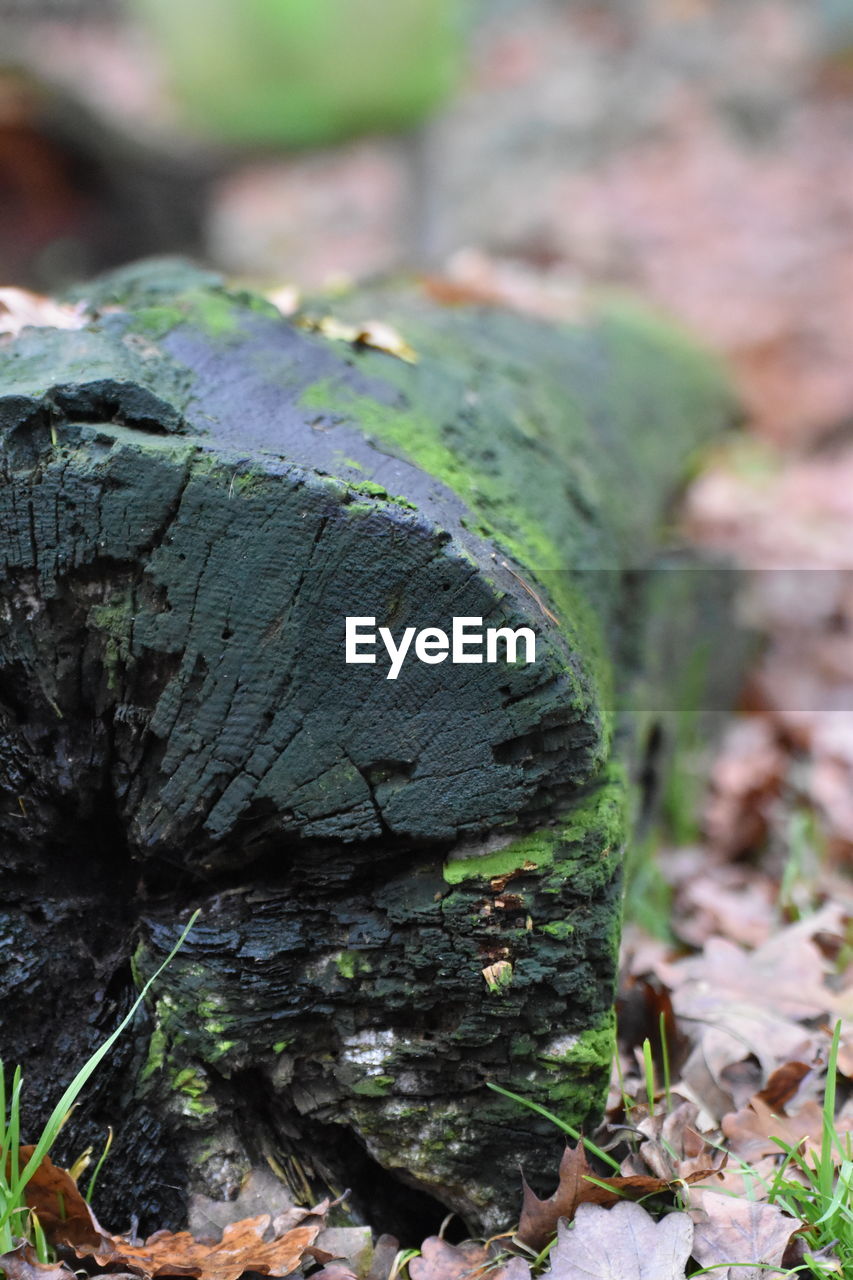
[0,261,737,1238]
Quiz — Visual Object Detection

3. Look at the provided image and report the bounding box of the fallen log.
[0,261,736,1238]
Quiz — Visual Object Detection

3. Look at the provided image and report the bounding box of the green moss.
[141,1024,167,1081]
[561,767,627,848]
[345,478,418,509]
[89,596,135,693]
[592,290,732,398]
[189,291,244,337]
[134,305,186,338]
[511,1034,535,1057]
[172,1067,207,1097]
[89,595,134,637]
[539,1017,615,1070]
[536,1014,616,1111]
[130,288,246,340]
[299,377,612,739]
[229,289,281,322]
[443,829,557,885]
[228,468,268,495]
[185,1096,217,1118]
[539,920,575,940]
[170,1066,217,1118]
[335,950,373,979]
[209,1039,236,1060]
[444,763,626,888]
[272,1040,289,1053]
[352,1075,395,1097]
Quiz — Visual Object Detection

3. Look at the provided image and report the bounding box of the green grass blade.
[659,1011,672,1110]
[486,1081,622,1172]
[85,1127,113,1204]
[0,1060,6,1154]
[31,1210,50,1264]
[12,910,200,1200]
[642,1038,656,1114]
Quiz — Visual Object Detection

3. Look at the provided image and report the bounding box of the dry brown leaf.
[17,1148,331,1280]
[542,1202,693,1280]
[663,930,831,1023]
[653,911,837,1091]
[516,1143,711,1253]
[81,1214,322,1280]
[310,1266,357,1280]
[629,1102,723,1182]
[0,1245,77,1280]
[702,717,784,859]
[517,1145,595,1251]
[409,1238,529,1280]
[700,1159,779,1202]
[16,1148,103,1251]
[423,254,586,324]
[721,1096,852,1163]
[689,1189,802,1280]
[754,1063,813,1111]
[558,101,853,444]
[0,288,88,338]
[272,1198,335,1237]
[616,978,689,1078]
[676,1004,818,1099]
[674,872,777,950]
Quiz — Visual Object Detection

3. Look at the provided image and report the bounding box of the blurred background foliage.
[132,0,463,146]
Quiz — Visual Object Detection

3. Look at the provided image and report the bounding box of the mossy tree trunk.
[0,262,736,1238]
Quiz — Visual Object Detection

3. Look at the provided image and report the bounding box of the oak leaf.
[541,1202,692,1280]
[16,1148,328,1280]
[409,1238,529,1280]
[623,1101,724,1182]
[754,1062,812,1111]
[80,1213,322,1280]
[517,1143,712,1252]
[663,931,831,1024]
[721,1096,853,1163]
[0,1244,78,1280]
[16,1148,104,1252]
[689,1189,801,1280]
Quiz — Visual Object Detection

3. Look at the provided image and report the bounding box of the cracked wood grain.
[0,261,738,1238]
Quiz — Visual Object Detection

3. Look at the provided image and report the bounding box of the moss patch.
[443,830,557,885]
[444,762,627,889]
[335,950,373,979]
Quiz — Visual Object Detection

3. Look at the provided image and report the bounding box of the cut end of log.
[0,260,738,1236]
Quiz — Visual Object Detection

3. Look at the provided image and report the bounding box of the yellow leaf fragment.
[266,285,302,317]
[482,960,513,994]
[355,320,418,363]
[297,314,418,362]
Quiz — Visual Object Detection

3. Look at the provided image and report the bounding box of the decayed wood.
[0,261,736,1236]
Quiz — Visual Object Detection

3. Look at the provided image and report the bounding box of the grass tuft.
[0,910,198,1258]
